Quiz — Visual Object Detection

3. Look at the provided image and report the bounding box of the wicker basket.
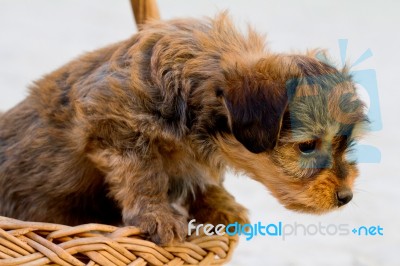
[0,216,238,266]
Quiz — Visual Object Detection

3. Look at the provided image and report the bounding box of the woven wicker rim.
[0,216,238,266]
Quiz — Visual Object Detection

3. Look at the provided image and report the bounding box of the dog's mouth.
[283,201,339,214]
[280,188,353,214]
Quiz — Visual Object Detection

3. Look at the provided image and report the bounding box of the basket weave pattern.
[0,216,238,266]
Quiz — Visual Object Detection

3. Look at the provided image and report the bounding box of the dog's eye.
[298,140,317,154]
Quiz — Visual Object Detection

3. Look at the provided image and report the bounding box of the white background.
[0,1,399,265]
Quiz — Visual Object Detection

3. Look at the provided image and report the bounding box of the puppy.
[0,13,367,244]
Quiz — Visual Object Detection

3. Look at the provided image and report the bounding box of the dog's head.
[216,53,367,213]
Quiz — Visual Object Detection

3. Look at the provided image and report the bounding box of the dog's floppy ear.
[222,59,288,153]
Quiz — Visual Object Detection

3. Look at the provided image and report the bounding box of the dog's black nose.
[337,189,353,206]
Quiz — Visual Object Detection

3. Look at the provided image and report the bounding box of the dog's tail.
[130,0,160,29]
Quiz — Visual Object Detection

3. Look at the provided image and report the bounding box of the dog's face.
[217,53,367,214]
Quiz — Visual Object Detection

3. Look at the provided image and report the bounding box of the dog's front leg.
[189,185,250,226]
[89,149,187,244]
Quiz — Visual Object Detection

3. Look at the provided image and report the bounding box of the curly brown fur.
[0,13,366,244]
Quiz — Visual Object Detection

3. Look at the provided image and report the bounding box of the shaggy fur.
[0,14,366,244]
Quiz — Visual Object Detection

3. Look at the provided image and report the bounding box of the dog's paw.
[193,200,250,226]
[209,203,250,226]
[124,209,187,245]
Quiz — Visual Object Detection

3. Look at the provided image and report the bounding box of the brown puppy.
[0,13,366,244]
